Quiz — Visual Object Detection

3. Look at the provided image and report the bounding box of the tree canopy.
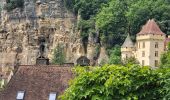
[160,43,170,68]
[60,64,170,100]
[64,0,170,48]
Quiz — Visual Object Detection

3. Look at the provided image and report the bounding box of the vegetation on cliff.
[64,0,170,46]
[52,44,66,65]
[60,64,170,100]
[64,0,170,62]
[5,0,24,11]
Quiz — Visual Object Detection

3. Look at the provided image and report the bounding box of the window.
[143,42,145,48]
[49,92,57,100]
[155,42,158,48]
[142,51,145,57]
[155,60,159,67]
[155,51,158,57]
[0,46,2,52]
[138,42,140,49]
[142,60,145,66]
[126,54,128,59]
[16,91,25,100]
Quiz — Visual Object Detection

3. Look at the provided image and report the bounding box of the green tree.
[126,0,170,35]
[60,65,166,100]
[64,0,170,50]
[123,57,139,65]
[108,45,121,64]
[96,0,170,47]
[52,45,65,65]
[160,43,170,68]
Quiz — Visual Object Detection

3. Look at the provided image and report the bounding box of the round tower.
[121,34,134,60]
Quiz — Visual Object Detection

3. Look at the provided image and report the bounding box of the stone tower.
[136,19,166,68]
[121,34,134,60]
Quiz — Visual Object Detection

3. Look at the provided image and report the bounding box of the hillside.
[0,0,169,69]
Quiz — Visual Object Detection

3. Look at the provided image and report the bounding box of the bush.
[60,64,167,100]
[108,45,121,65]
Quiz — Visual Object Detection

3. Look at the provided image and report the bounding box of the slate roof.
[0,65,73,100]
[138,19,165,35]
[121,34,134,48]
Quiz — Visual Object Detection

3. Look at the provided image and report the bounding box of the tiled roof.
[121,34,134,48]
[138,19,165,35]
[0,65,73,100]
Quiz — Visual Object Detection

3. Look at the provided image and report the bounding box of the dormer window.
[16,91,25,100]
[49,92,57,100]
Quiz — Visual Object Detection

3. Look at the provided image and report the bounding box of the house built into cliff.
[121,19,168,68]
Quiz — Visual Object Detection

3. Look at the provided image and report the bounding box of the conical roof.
[138,19,165,35]
[122,34,134,48]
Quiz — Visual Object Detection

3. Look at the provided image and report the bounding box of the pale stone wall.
[121,47,134,60]
[135,34,165,68]
[121,34,166,68]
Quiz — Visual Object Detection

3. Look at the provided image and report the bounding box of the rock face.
[0,0,109,70]
[0,0,86,70]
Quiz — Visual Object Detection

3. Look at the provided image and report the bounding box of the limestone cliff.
[0,0,108,71]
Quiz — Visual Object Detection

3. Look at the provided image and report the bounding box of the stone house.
[121,19,168,68]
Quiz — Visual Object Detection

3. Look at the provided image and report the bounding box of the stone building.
[121,19,167,68]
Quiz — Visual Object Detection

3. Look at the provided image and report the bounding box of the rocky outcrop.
[0,0,84,69]
[0,0,109,71]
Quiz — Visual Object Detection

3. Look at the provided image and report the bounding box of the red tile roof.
[138,19,165,35]
[0,65,73,100]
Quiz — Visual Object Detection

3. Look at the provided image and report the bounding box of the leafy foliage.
[5,0,24,12]
[160,43,170,68]
[108,45,121,64]
[60,65,167,100]
[64,0,170,49]
[96,0,170,47]
[122,57,139,65]
[52,44,65,65]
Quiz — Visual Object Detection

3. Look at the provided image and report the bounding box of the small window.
[126,54,128,59]
[142,51,145,57]
[49,92,57,100]
[155,51,158,57]
[142,60,145,66]
[16,91,25,100]
[0,46,2,52]
[138,42,140,49]
[155,42,158,48]
[155,60,159,67]
[143,42,145,48]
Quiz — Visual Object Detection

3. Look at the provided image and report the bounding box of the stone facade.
[121,19,167,68]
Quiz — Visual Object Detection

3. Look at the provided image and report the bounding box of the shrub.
[60,64,166,100]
